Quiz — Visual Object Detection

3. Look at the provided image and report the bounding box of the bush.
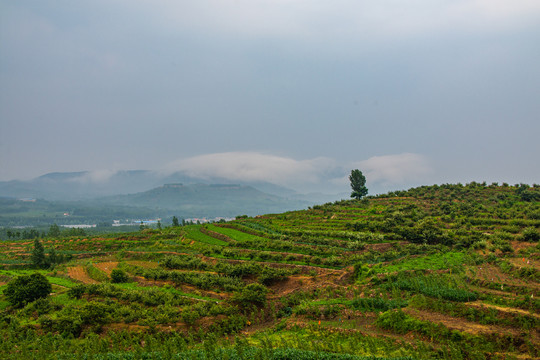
[351,297,408,312]
[5,273,52,308]
[110,269,129,283]
[67,284,86,299]
[520,227,540,242]
[22,297,53,316]
[231,283,268,307]
[79,301,111,325]
[353,263,373,281]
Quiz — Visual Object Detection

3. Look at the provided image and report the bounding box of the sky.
[1,0,539,194]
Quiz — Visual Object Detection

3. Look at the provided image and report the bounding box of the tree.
[231,283,268,308]
[172,216,180,227]
[31,239,47,269]
[349,169,368,200]
[48,248,58,267]
[5,273,52,307]
[47,224,61,238]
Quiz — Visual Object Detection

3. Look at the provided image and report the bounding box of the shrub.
[79,301,111,325]
[351,297,407,312]
[231,283,268,307]
[67,284,86,299]
[22,297,53,316]
[349,241,366,250]
[5,273,52,308]
[520,227,540,242]
[110,269,129,283]
[353,263,373,282]
[387,273,478,302]
[181,309,200,325]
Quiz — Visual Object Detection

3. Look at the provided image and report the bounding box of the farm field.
[0,182,539,359]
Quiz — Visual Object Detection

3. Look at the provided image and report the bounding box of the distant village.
[60,217,235,229]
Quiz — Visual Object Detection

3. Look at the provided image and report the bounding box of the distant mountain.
[0,170,163,200]
[0,182,312,226]
[96,183,309,218]
[0,170,347,224]
[0,170,303,201]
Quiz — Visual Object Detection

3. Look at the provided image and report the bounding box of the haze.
[1,1,539,194]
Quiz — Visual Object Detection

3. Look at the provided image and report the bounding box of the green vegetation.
[4,273,52,307]
[1,182,539,359]
[349,169,368,200]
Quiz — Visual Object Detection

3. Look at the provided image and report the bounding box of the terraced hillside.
[0,182,539,359]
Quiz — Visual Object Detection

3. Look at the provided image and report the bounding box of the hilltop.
[0,182,539,359]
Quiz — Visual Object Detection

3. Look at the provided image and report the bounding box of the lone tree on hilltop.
[349,169,368,200]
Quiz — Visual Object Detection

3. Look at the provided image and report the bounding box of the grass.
[374,251,467,274]
[0,269,50,277]
[46,276,79,288]
[249,326,419,359]
[114,282,218,302]
[386,273,478,302]
[84,262,109,282]
[207,224,269,243]
[184,226,229,246]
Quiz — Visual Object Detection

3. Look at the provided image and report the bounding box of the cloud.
[163,151,432,194]
[68,170,118,184]
[127,0,540,43]
[354,153,431,186]
[164,152,337,187]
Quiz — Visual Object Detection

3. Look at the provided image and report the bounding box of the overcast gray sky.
[1,1,539,193]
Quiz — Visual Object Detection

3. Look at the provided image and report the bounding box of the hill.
[96,183,310,218]
[0,183,312,227]
[0,170,163,200]
[0,170,309,201]
[0,182,539,359]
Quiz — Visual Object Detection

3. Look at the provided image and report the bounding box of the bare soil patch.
[404,308,522,337]
[104,323,147,333]
[510,241,539,254]
[508,257,540,272]
[127,260,159,269]
[68,266,99,284]
[93,261,119,275]
[467,264,534,287]
[466,301,540,319]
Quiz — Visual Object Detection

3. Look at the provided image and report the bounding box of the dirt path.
[466,301,540,319]
[68,266,99,284]
[404,308,523,337]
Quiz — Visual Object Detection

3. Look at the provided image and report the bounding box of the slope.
[0,182,539,359]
